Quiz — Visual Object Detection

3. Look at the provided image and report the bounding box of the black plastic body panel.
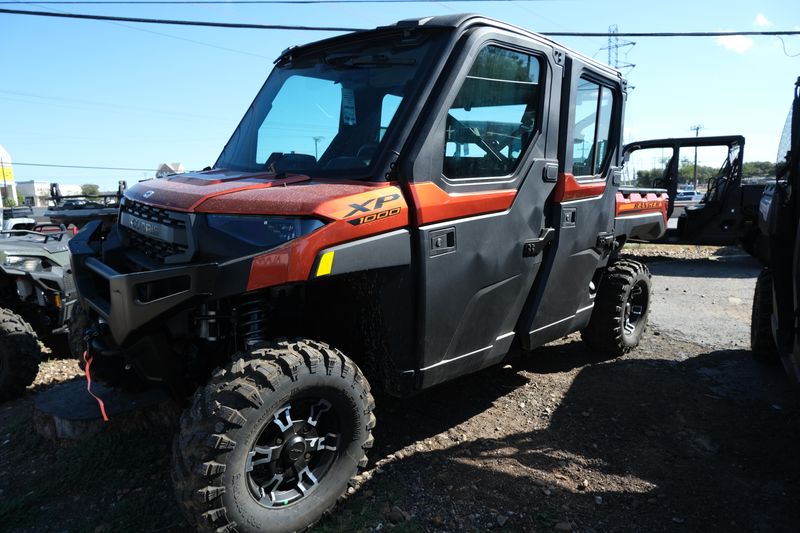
[310,229,411,278]
[70,221,250,345]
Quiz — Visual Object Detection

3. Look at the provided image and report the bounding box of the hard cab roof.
[278,13,623,83]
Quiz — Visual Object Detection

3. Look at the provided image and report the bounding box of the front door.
[402,30,561,388]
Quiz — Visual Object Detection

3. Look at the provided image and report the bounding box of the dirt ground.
[1,244,798,532]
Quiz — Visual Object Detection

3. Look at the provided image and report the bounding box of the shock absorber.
[195,303,219,341]
[237,294,270,348]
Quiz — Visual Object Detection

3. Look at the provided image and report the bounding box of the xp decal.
[344,193,401,217]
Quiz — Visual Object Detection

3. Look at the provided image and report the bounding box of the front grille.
[121,199,186,229]
[63,271,76,297]
[127,231,188,262]
[121,199,190,263]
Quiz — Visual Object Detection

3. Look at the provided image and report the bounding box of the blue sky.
[1,0,798,190]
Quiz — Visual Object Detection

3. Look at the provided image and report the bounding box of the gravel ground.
[1,244,798,532]
[30,357,82,391]
[623,244,761,349]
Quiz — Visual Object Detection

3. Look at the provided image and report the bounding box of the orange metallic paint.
[553,172,607,202]
[245,184,409,291]
[188,175,310,211]
[407,181,517,225]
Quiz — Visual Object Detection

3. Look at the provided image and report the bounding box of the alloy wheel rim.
[623,280,648,338]
[245,397,341,508]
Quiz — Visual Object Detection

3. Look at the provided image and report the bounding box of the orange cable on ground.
[83,349,110,422]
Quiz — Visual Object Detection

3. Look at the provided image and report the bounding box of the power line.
[0,7,364,30]
[548,30,800,37]
[11,162,155,171]
[0,1,553,3]
[3,8,800,38]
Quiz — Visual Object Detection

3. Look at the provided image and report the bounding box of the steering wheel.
[446,114,505,162]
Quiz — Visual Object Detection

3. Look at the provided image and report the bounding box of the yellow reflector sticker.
[316,251,334,277]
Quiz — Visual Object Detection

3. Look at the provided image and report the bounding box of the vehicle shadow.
[370,337,613,455]
[344,346,800,532]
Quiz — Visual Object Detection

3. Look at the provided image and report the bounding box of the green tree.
[742,161,775,178]
[677,158,716,184]
[81,183,100,197]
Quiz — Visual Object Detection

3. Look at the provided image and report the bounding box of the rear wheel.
[582,260,651,356]
[172,339,374,533]
[0,307,42,402]
[751,268,779,363]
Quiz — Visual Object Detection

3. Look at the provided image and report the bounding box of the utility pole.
[312,136,324,160]
[690,124,704,189]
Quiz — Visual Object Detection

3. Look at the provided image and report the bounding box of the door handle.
[543,163,559,182]
[523,227,555,257]
[429,227,456,257]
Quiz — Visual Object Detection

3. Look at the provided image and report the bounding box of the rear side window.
[572,78,614,176]
[443,45,542,179]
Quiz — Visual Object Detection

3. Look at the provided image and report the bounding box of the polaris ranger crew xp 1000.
[70,15,667,533]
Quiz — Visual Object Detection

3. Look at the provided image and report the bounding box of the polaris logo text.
[348,207,401,225]
[124,214,165,238]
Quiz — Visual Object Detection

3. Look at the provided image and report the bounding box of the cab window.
[443,45,542,179]
[572,78,614,177]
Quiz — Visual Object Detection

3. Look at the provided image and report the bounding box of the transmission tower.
[601,25,636,85]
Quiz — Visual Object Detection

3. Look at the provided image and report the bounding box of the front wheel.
[0,307,42,402]
[750,268,779,363]
[172,339,375,533]
[581,259,652,356]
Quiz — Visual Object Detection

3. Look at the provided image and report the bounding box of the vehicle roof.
[625,135,746,151]
[280,13,622,82]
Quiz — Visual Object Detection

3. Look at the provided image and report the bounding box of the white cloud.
[715,33,754,54]
[753,13,772,27]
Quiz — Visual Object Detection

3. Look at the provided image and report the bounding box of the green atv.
[0,225,79,401]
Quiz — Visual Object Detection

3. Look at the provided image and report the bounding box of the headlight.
[205,215,324,248]
[3,255,43,272]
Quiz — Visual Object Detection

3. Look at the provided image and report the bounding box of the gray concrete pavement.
[647,253,761,349]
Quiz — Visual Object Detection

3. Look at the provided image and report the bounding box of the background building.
[0,145,19,207]
[17,181,82,206]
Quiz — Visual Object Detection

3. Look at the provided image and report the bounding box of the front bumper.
[69,221,251,345]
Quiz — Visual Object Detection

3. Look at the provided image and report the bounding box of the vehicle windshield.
[215,31,443,178]
[776,103,793,165]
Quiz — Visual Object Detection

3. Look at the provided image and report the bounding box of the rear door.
[516,57,626,349]
[401,28,561,388]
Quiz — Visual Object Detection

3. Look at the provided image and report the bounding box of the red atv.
[70,15,666,532]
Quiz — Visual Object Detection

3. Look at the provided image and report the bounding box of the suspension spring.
[237,295,269,348]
